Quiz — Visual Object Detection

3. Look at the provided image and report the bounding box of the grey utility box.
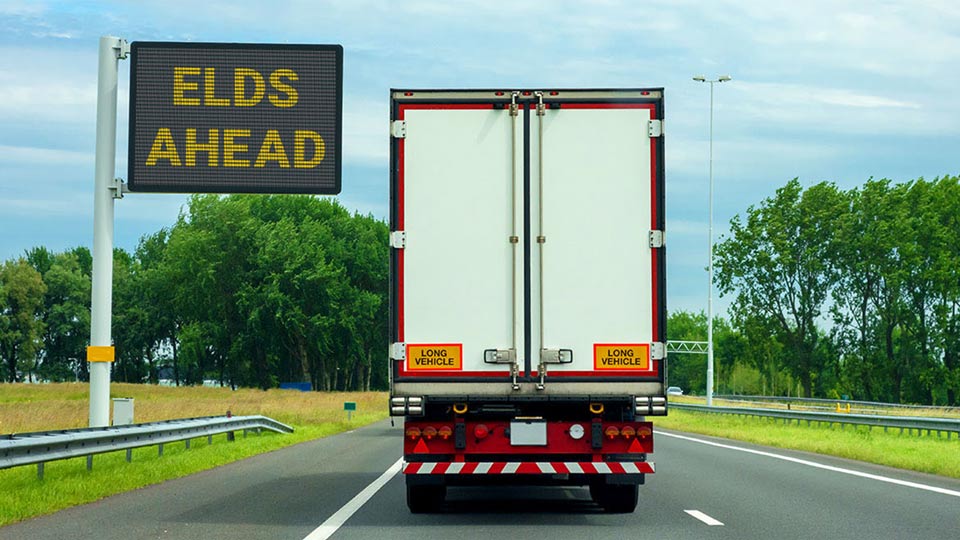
[112,398,134,426]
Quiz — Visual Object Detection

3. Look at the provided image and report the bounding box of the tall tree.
[715,179,846,397]
[0,260,46,382]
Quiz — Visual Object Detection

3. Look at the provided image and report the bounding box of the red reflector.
[422,426,437,440]
[621,426,636,439]
[474,424,489,439]
[549,91,559,96]
[628,437,644,453]
[405,427,421,439]
[522,91,532,96]
[605,426,620,439]
[413,438,429,454]
[641,91,650,95]
[438,426,452,439]
[495,91,504,96]
[403,92,414,96]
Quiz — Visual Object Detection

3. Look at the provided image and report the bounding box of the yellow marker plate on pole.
[87,346,115,363]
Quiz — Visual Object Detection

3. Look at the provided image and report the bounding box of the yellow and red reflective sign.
[593,344,650,370]
[406,344,463,371]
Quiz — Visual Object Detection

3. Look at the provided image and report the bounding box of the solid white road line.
[303,458,403,540]
[656,430,960,498]
[685,509,725,526]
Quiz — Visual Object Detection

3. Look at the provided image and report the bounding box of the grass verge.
[0,383,388,527]
[655,409,960,479]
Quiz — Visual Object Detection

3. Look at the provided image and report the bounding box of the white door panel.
[402,108,523,375]
[531,107,655,374]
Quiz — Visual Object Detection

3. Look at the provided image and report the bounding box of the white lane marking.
[303,458,402,540]
[656,430,960,498]
[685,509,724,526]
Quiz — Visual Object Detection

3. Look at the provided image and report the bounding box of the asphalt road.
[3,419,959,540]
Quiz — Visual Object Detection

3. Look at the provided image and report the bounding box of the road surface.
[2,419,958,539]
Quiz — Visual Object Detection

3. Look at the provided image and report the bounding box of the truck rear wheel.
[406,484,446,513]
[590,483,638,513]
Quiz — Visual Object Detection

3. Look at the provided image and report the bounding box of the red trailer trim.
[395,99,662,381]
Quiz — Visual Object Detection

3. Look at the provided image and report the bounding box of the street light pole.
[693,74,731,407]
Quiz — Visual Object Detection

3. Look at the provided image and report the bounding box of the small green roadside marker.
[344,401,357,421]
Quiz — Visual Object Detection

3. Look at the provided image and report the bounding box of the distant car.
[666,386,683,396]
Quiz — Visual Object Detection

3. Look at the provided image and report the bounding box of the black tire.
[590,483,638,513]
[406,484,446,513]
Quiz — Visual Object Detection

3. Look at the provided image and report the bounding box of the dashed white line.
[685,509,724,526]
[656,430,960,498]
[302,458,403,540]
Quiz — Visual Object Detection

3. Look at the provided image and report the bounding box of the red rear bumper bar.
[403,461,654,475]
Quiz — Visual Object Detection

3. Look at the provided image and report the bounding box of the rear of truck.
[388,89,667,513]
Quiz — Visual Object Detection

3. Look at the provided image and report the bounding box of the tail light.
[621,426,636,439]
[474,424,490,439]
[422,426,437,440]
[406,427,421,439]
[637,426,652,438]
[605,426,620,439]
[438,426,452,440]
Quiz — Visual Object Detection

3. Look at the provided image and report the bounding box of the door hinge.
[648,119,663,138]
[389,231,406,249]
[391,120,406,139]
[648,230,665,248]
[390,342,406,360]
[650,342,665,360]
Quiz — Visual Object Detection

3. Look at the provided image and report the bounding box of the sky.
[1,0,958,318]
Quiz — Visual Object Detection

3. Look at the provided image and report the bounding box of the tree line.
[670,176,958,405]
[3,177,958,404]
[0,195,389,391]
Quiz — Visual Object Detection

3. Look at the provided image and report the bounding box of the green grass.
[0,384,388,527]
[656,409,960,479]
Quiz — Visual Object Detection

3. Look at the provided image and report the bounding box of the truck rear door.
[390,90,665,396]
[530,101,664,389]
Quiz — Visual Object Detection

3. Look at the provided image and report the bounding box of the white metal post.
[693,75,731,407]
[89,36,126,427]
[707,80,714,408]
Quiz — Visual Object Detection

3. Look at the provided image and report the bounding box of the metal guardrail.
[713,394,959,413]
[0,415,293,479]
[671,403,960,438]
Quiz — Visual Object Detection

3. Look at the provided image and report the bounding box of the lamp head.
[693,75,707,82]
[719,75,733,82]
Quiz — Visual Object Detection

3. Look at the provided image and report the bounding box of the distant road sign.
[128,42,342,194]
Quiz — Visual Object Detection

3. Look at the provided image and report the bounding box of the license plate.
[510,421,547,446]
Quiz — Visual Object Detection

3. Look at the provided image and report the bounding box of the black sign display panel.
[128,42,342,194]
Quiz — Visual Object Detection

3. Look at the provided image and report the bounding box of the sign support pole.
[89,35,128,427]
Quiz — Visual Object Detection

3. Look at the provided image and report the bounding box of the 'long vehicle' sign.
[128,42,342,194]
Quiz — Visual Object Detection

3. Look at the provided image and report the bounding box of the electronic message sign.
[128,42,342,194]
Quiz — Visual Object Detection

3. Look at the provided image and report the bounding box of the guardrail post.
[158,443,164,457]
[87,455,93,471]
[227,431,235,442]
[126,449,132,462]
[37,463,44,480]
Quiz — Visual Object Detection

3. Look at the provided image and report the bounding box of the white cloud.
[341,96,388,165]
[0,144,91,165]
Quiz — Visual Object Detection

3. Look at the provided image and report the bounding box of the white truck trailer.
[388,89,667,513]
